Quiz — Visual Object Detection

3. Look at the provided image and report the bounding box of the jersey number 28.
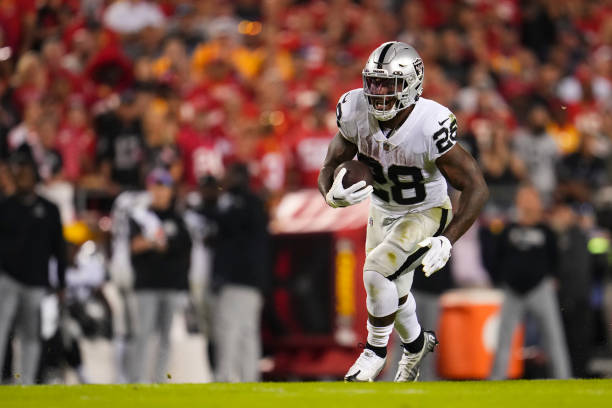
[358,154,426,205]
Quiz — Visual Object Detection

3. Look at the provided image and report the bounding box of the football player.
[318,42,488,382]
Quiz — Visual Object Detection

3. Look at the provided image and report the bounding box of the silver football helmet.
[362,41,424,121]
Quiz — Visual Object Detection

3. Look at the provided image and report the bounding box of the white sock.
[394,292,421,343]
[367,320,394,348]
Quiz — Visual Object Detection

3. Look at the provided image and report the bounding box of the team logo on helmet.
[413,58,424,80]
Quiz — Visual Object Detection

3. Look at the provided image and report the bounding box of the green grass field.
[1,380,610,408]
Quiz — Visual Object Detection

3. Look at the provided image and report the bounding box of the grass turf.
[1,380,611,408]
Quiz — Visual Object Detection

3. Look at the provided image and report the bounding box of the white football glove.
[325,168,373,208]
[417,236,452,277]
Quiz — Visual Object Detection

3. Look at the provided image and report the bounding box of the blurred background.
[1,0,612,384]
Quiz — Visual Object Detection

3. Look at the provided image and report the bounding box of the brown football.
[333,160,374,189]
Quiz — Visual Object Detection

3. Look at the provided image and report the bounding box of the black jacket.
[212,188,270,292]
[556,225,591,303]
[0,193,66,288]
[491,222,558,295]
[129,207,192,290]
[95,112,145,189]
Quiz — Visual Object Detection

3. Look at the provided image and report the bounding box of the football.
[334,160,374,189]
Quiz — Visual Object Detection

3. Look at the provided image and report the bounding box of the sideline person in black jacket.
[0,147,66,384]
[489,185,571,379]
[126,168,191,383]
[213,163,270,382]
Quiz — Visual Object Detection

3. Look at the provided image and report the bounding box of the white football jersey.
[336,89,456,215]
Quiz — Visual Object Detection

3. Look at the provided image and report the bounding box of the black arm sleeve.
[50,205,67,289]
[489,226,509,286]
[546,226,560,278]
[479,225,506,286]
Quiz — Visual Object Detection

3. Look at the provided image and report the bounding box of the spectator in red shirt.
[56,98,96,182]
[177,96,232,187]
[287,103,334,190]
[0,0,36,56]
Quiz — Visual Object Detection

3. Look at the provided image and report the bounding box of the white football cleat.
[344,348,386,382]
[394,331,438,382]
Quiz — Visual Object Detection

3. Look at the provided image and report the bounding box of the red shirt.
[177,125,233,186]
[85,45,134,92]
[289,124,333,189]
[0,0,36,52]
[249,135,288,194]
[56,123,96,181]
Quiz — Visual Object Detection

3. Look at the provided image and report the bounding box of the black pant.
[560,297,591,378]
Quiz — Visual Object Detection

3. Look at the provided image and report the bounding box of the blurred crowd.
[1,0,612,383]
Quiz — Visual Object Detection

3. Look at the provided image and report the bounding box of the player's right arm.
[318,132,357,197]
[318,132,372,208]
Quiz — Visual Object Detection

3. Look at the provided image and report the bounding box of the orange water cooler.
[436,289,524,379]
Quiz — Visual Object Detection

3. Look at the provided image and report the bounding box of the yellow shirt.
[191,41,294,81]
[547,123,581,155]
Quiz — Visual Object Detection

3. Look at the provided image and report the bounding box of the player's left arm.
[418,143,488,276]
[436,143,489,244]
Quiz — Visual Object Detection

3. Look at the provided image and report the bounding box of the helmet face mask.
[362,42,424,121]
[363,75,407,120]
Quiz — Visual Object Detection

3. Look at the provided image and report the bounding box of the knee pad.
[363,270,398,317]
